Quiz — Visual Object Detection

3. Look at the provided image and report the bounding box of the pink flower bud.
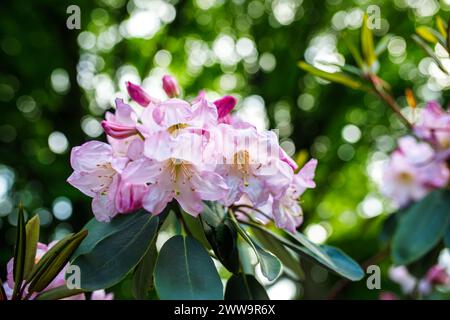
[162,75,180,98]
[379,292,398,300]
[126,81,152,107]
[101,120,138,139]
[214,95,237,120]
[425,265,450,285]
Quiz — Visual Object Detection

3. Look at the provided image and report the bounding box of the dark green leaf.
[392,189,450,265]
[28,230,88,293]
[444,225,450,249]
[24,215,40,280]
[12,204,26,299]
[35,285,85,300]
[73,211,152,259]
[132,240,158,300]
[181,209,211,250]
[225,274,269,300]
[154,235,223,300]
[73,213,159,291]
[247,223,363,281]
[202,202,240,274]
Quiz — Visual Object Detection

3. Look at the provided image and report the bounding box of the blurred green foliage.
[1,0,450,299]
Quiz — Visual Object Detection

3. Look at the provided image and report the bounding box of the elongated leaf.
[181,209,211,250]
[73,211,151,258]
[28,230,88,293]
[361,13,376,67]
[247,223,363,281]
[225,274,269,300]
[202,202,240,274]
[375,34,392,56]
[341,32,364,68]
[392,189,450,265]
[73,213,159,291]
[35,285,85,300]
[231,218,282,281]
[252,228,304,280]
[154,235,223,300]
[416,26,439,44]
[132,240,158,300]
[12,204,26,299]
[436,16,447,38]
[298,61,369,91]
[24,215,40,280]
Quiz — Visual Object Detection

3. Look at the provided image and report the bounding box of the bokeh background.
[2,0,450,299]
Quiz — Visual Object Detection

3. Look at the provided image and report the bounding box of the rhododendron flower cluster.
[3,241,113,300]
[68,75,317,233]
[381,102,450,207]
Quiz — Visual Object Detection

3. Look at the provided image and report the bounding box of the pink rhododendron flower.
[272,159,317,233]
[381,136,449,207]
[91,289,114,300]
[67,141,128,221]
[414,101,450,159]
[68,75,318,234]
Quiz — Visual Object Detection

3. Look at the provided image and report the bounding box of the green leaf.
[341,32,364,69]
[12,204,26,299]
[444,225,450,249]
[375,34,392,56]
[181,209,211,250]
[202,202,240,274]
[392,189,450,265]
[436,16,447,38]
[72,213,159,291]
[361,13,376,67]
[230,217,282,281]
[132,240,158,300]
[246,223,363,281]
[154,235,223,300]
[73,211,151,259]
[28,230,88,293]
[252,228,304,280]
[298,61,369,91]
[24,215,40,280]
[35,285,85,300]
[416,26,439,44]
[225,274,269,300]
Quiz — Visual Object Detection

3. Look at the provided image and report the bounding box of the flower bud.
[162,75,180,98]
[101,120,138,139]
[214,95,237,120]
[425,265,450,285]
[126,81,152,107]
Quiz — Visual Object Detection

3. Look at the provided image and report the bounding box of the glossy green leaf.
[154,235,223,300]
[247,223,363,281]
[73,211,152,259]
[35,285,85,300]
[12,204,26,299]
[252,228,304,280]
[202,202,240,274]
[392,189,450,265]
[181,209,211,250]
[28,230,88,293]
[361,13,376,67]
[231,217,282,281]
[24,215,40,280]
[132,240,158,300]
[225,274,269,300]
[73,213,159,291]
[298,61,369,91]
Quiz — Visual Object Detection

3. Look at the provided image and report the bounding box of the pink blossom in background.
[414,101,450,159]
[381,136,449,207]
[67,75,318,233]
